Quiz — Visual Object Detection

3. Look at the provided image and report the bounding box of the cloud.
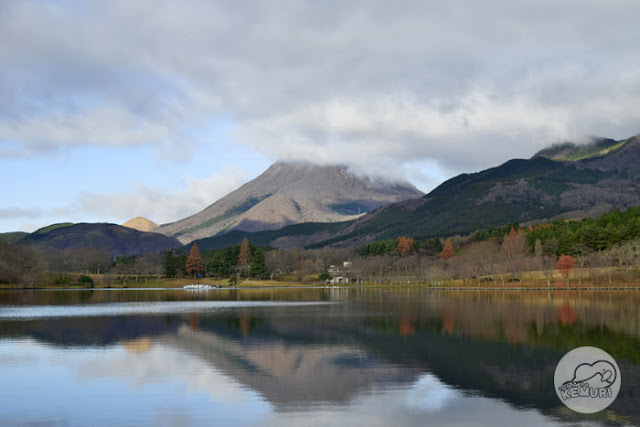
[1,0,639,184]
[72,167,247,224]
[0,207,43,219]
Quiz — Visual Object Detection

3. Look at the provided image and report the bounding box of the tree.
[238,237,252,265]
[501,228,526,263]
[534,238,543,258]
[186,243,205,278]
[207,251,227,277]
[237,237,252,277]
[440,238,455,260]
[250,248,268,278]
[396,236,414,257]
[163,250,177,278]
[176,253,188,276]
[556,255,577,286]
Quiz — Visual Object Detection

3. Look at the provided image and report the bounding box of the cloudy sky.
[1,0,639,233]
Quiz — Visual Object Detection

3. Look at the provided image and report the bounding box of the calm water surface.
[1,287,639,426]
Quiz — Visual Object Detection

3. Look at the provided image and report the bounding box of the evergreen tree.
[176,254,188,276]
[163,250,177,278]
[207,251,227,277]
[250,248,268,278]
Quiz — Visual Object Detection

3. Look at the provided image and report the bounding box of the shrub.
[78,274,94,287]
[53,276,70,285]
[319,272,331,282]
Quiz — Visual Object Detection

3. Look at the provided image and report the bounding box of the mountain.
[21,223,182,257]
[122,217,159,232]
[0,231,29,244]
[194,134,640,250]
[533,137,621,161]
[156,161,423,244]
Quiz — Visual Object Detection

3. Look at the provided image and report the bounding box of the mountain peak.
[156,161,423,244]
[532,136,630,162]
[122,217,159,232]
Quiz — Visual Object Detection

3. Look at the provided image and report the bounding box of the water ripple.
[0,301,338,320]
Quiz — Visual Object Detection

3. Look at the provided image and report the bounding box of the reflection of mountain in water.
[2,289,640,423]
[165,325,419,407]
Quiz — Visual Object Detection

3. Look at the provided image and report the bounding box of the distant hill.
[122,217,159,232]
[156,161,423,244]
[0,232,29,244]
[196,134,640,249]
[21,223,182,257]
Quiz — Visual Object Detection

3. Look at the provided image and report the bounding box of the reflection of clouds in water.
[0,301,336,320]
[0,339,40,365]
[405,374,456,412]
[2,338,570,426]
[259,373,559,427]
[76,340,266,405]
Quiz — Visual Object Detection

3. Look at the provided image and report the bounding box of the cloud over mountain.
[1,0,639,181]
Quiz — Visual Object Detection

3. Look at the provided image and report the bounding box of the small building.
[327,261,352,284]
[328,265,341,275]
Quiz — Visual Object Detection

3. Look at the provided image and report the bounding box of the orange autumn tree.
[440,238,455,260]
[556,255,577,286]
[396,236,414,257]
[186,243,205,278]
[237,237,252,277]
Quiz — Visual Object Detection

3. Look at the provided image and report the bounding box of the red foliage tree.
[556,254,577,286]
[238,237,252,266]
[440,238,455,260]
[237,237,252,277]
[186,243,205,278]
[396,236,414,257]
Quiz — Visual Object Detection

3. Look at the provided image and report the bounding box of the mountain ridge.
[193,134,640,250]
[21,223,182,257]
[156,161,423,244]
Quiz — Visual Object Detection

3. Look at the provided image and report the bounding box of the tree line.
[4,206,640,287]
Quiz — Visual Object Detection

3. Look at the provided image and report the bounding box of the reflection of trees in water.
[238,310,252,338]
[397,315,415,337]
[3,288,640,423]
[441,309,455,335]
[557,301,577,326]
[189,314,199,332]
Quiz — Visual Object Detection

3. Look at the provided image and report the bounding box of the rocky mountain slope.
[156,161,423,244]
[194,134,640,250]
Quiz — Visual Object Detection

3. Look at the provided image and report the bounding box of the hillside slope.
[21,223,182,256]
[156,161,423,244]
[196,134,640,249]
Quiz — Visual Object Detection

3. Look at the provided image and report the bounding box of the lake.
[1,287,639,426]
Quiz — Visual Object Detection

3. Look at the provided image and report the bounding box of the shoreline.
[2,284,640,291]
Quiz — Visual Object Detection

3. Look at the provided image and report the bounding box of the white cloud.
[0,207,43,219]
[73,167,247,225]
[1,0,639,218]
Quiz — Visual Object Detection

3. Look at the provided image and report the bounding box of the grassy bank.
[2,267,640,290]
